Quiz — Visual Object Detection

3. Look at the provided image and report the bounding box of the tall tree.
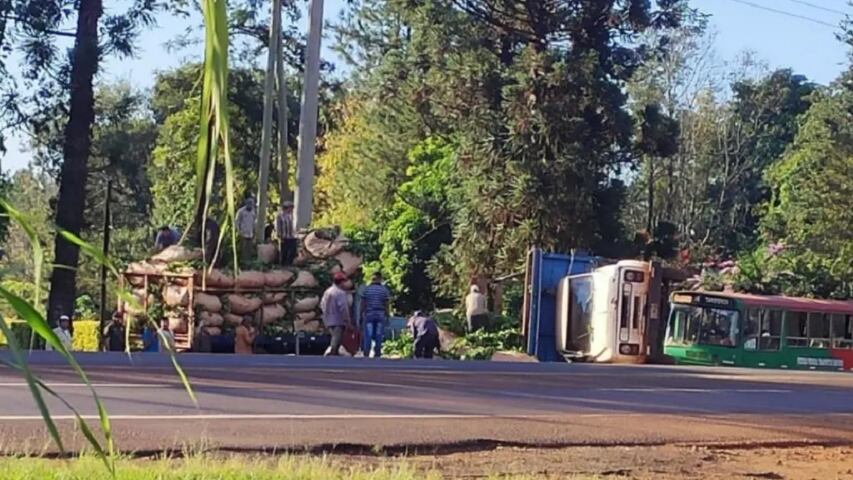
[47,0,105,323]
[751,71,853,299]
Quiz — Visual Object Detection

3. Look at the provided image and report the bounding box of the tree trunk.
[47,0,103,326]
[646,156,655,233]
[255,0,281,240]
[276,12,290,201]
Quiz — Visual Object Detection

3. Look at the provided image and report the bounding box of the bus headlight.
[619,343,640,355]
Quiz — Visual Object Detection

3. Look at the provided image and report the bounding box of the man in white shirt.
[47,315,73,352]
[465,284,489,332]
[235,197,256,263]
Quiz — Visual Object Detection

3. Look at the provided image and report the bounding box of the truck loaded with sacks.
[119,228,363,352]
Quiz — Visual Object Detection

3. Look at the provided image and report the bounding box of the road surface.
[0,352,851,454]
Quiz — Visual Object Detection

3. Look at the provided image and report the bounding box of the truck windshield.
[666,304,739,348]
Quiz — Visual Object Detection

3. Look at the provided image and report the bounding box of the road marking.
[597,388,792,393]
[0,413,619,421]
[0,383,171,388]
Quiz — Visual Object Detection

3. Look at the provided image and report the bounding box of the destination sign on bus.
[671,293,735,308]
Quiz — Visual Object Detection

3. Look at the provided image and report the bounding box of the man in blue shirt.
[360,271,391,358]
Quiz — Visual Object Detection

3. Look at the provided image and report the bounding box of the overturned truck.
[118,229,363,352]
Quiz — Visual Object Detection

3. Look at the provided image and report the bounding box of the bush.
[72,320,101,352]
[445,328,523,360]
[0,322,44,349]
[0,320,101,351]
[382,330,414,358]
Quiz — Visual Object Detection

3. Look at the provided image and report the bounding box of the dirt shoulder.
[335,444,853,479]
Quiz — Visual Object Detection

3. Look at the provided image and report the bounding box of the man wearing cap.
[320,271,353,356]
[275,201,297,266]
[47,315,73,352]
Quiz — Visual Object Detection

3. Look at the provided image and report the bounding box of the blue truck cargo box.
[524,249,600,362]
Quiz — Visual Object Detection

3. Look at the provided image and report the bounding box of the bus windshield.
[666,304,739,348]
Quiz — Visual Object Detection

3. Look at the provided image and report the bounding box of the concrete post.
[294,0,324,229]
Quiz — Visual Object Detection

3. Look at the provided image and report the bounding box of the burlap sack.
[163,285,189,307]
[303,231,347,258]
[293,296,320,313]
[151,245,202,263]
[261,304,286,324]
[226,295,263,315]
[199,311,224,327]
[263,292,287,304]
[291,270,319,288]
[235,271,266,289]
[201,269,234,289]
[194,292,222,313]
[264,270,294,287]
[168,316,188,334]
[335,251,363,276]
[223,313,244,327]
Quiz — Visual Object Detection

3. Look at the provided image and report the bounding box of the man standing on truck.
[235,197,256,262]
[275,201,297,266]
[320,272,352,356]
[360,271,391,358]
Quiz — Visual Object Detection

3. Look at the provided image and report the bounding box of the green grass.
[0,455,442,480]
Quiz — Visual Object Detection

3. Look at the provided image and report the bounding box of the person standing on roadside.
[320,272,352,356]
[408,310,439,359]
[275,201,297,266]
[360,271,391,358]
[103,310,126,352]
[235,316,258,354]
[465,284,489,332]
[47,315,73,351]
[235,197,256,262]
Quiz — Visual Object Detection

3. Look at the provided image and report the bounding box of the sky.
[1,0,850,173]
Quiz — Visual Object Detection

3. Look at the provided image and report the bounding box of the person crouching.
[408,310,439,359]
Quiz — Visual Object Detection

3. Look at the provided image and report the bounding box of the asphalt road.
[1,352,852,454]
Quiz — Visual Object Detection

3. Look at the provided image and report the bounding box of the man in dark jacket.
[103,311,126,352]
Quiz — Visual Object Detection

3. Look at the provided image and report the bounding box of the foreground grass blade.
[0,287,116,473]
[0,199,46,351]
[0,358,112,474]
[200,0,238,271]
[0,316,65,453]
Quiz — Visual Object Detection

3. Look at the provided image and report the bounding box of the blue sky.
[1,0,850,172]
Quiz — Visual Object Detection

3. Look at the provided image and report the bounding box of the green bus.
[664,291,853,372]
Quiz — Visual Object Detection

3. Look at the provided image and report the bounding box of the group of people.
[153,197,297,267]
[320,271,441,359]
[235,198,298,265]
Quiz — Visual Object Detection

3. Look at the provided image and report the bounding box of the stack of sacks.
[121,229,364,338]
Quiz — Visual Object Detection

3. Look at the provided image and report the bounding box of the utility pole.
[277,15,289,202]
[294,0,324,229]
[255,0,283,240]
[98,180,112,351]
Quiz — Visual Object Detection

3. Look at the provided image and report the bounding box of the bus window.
[830,314,853,349]
[666,306,700,346]
[743,309,761,350]
[808,312,831,349]
[699,308,738,347]
[759,310,782,350]
[785,311,809,348]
